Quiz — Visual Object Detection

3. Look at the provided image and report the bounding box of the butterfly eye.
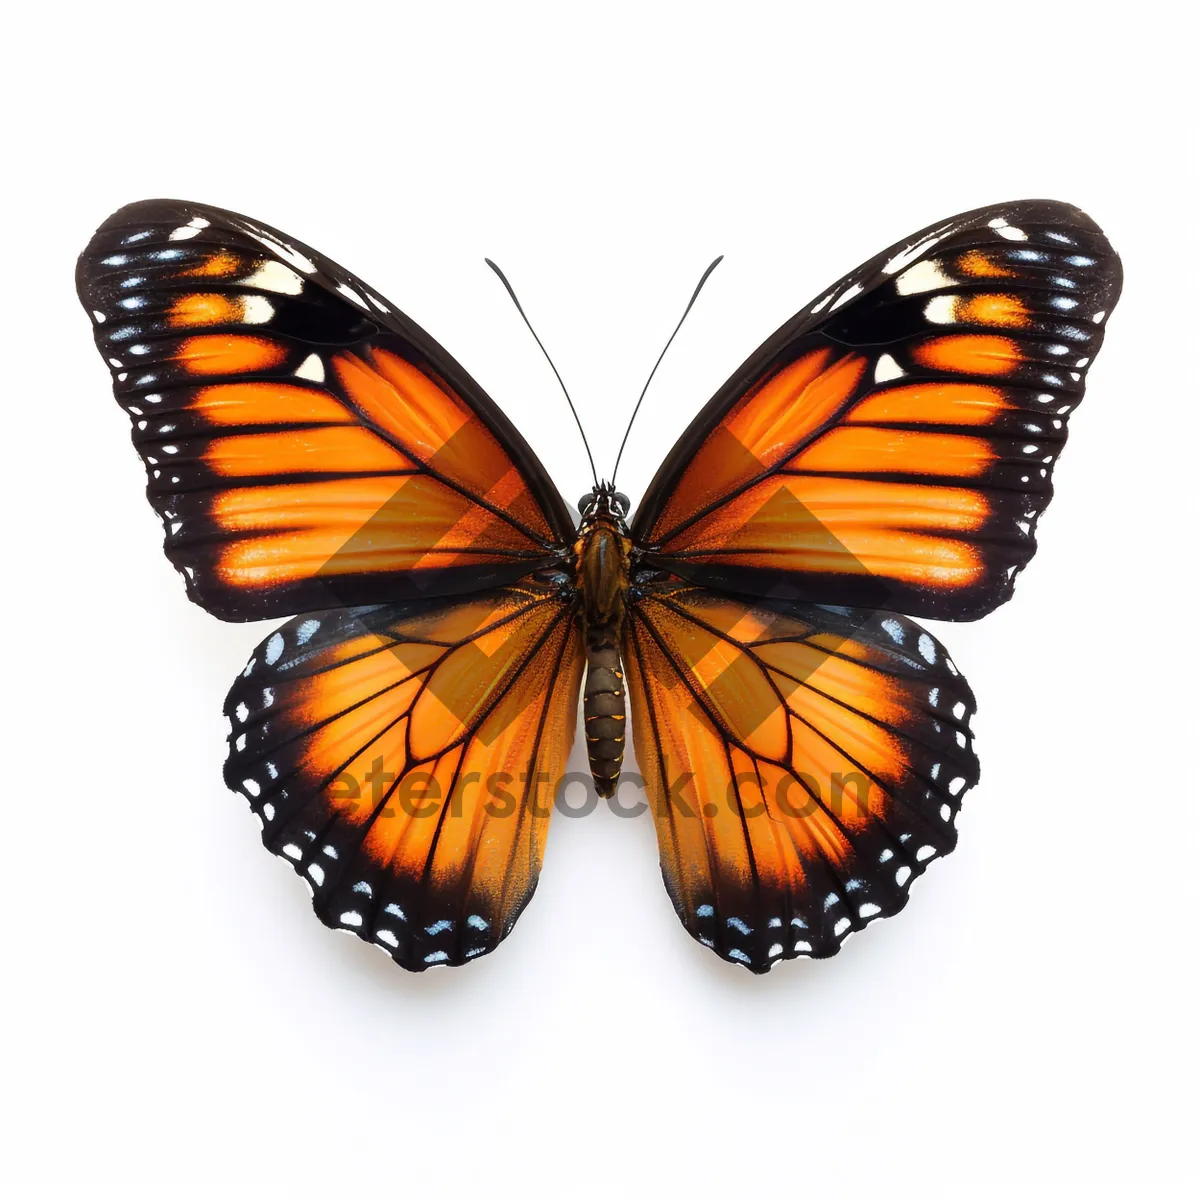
[613,492,630,515]
[577,493,595,514]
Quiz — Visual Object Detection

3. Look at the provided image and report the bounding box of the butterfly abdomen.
[583,625,625,797]
[577,516,630,799]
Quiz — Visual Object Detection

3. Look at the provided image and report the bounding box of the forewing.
[623,584,978,971]
[632,200,1121,620]
[224,584,583,969]
[78,200,574,620]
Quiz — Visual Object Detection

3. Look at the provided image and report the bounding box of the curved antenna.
[485,258,599,488]
[611,255,724,485]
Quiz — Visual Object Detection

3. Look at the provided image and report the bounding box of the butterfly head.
[577,481,630,527]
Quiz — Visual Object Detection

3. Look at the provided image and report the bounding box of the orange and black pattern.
[78,198,1120,973]
[77,201,575,620]
[633,200,1122,620]
[224,585,583,968]
[623,585,978,970]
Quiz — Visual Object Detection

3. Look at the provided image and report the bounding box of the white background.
[3,3,1196,1196]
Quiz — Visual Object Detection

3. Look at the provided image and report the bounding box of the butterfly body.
[576,485,633,797]
[77,198,1121,973]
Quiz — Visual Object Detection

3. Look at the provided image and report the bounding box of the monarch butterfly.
[77,199,1120,972]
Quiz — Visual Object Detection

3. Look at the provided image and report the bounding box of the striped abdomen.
[584,621,625,798]
[576,513,630,799]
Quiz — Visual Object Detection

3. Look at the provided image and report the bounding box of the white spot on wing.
[243,259,305,295]
[874,353,905,383]
[242,295,274,324]
[247,229,317,274]
[918,633,937,664]
[337,282,369,309]
[883,235,944,275]
[264,632,284,665]
[294,353,325,382]
[830,282,864,311]
[895,259,955,295]
[989,216,1028,241]
[923,295,957,325]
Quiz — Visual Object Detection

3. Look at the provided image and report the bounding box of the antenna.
[485,258,599,488]
[611,255,723,485]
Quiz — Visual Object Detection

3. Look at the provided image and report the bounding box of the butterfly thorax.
[575,490,631,798]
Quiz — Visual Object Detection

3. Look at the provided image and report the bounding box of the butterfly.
[77,198,1121,972]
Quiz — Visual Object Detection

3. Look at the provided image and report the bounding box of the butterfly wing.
[80,201,586,968]
[623,584,977,970]
[77,199,575,620]
[631,199,1122,620]
[225,583,583,968]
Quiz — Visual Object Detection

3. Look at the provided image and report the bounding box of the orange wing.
[224,584,583,969]
[77,200,574,620]
[632,200,1122,620]
[623,583,978,970]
